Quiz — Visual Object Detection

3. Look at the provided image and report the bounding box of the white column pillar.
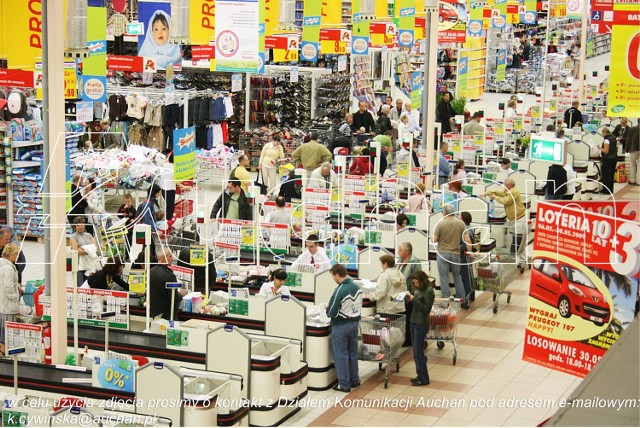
[578,2,589,105]
[423,10,438,190]
[44,0,69,365]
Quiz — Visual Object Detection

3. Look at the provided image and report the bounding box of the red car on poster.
[439,3,459,23]
[530,257,611,326]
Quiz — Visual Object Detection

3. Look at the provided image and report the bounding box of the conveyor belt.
[0,360,134,401]
[66,325,205,365]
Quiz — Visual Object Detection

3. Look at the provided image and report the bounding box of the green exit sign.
[126,22,144,36]
[529,136,565,165]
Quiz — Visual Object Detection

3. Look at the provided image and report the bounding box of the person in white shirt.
[563,162,577,200]
[365,255,406,314]
[397,113,410,142]
[308,162,338,189]
[500,158,514,174]
[291,234,331,272]
[258,268,291,299]
[403,103,422,134]
[504,100,517,120]
[264,196,291,225]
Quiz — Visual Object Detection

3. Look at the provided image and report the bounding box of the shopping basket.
[358,313,406,388]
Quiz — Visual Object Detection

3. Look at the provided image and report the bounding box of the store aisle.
[467,52,611,119]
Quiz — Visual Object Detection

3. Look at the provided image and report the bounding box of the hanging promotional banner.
[190,0,216,45]
[0,0,42,70]
[438,0,467,43]
[607,0,640,117]
[301,1,322,62]
[79,75,107,102]
[410,71,423,110]
[370,22,396,48]
[84,6,107,76]
[266,34,299,62]
[215,0,260,72]
[415,17,426,40]
[496,48,507,82]
[396,0,416,47]
[352,0,371,55]
[522,201,639,378]
[565,0,584,18]
[173,126,197,181]
[137,1,183,70]
[458,56,469,95]
[320,29,350,54]
[322,0,343,25]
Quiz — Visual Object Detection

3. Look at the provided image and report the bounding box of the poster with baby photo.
[138,1,182,70]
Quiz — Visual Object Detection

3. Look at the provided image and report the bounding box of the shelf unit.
[10,138,44,238]
[458,38,486,100]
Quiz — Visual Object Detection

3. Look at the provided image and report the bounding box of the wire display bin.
[427,298,461,365]
[475,253,517,314]
[358,313,406,388]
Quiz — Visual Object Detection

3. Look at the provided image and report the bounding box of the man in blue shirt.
[438,142,451,186]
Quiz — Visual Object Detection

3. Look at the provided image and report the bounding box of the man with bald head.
[308,162,338,189]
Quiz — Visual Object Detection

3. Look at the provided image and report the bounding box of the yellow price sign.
[320,40,346,54]
[273,48,298,62]
[64,68,78,99]
[398,162,409,178]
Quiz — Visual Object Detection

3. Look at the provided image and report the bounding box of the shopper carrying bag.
[254,169,268,195]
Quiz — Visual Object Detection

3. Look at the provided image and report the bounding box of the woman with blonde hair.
[0,243,23,355]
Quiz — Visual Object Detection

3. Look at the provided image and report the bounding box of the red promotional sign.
[107,55,144,72]
[438,30,466,43]
[265,35,290,49]
[191,46,215,60]
[523,201,639,377]
[0,69,34,88]
[613,9,640,25]
[548,200,640,222]
[319,28,342,41]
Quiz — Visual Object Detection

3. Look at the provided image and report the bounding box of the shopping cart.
[475,252,517,314]
[358,313,406,388]
[426,298,461,365]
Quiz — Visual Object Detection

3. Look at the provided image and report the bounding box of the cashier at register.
[258,269,291,299]
[291,234,331,272]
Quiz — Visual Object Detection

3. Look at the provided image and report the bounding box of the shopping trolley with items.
[358,313,406,388]
[426,297,461,365]
[475,252,517,314]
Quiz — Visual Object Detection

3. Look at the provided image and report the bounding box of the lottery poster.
[522,201,639,378]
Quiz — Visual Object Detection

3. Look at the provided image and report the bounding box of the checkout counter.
[0,360,246,427]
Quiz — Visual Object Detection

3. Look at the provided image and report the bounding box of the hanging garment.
[224,96,234,118]
[126,94,148,120]
[108,94,128,121]
[144,102,164,127]
[147,126,166,152]
[128,121,148,146]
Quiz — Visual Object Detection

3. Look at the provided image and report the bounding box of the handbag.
[254,170,268,195]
